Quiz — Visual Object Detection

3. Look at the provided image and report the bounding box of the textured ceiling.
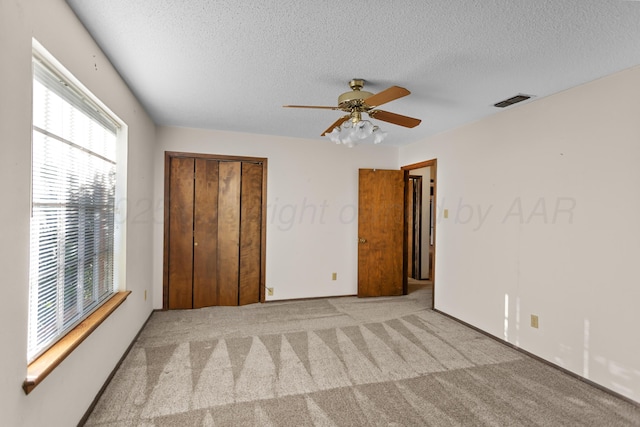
[65,0,640,146]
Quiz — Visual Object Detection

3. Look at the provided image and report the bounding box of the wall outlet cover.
[531,314,539,328]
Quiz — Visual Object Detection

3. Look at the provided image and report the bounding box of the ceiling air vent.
[493,94,532,108]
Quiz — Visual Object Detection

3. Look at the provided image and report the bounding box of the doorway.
[162,152,267,309]
[402,159,437,308]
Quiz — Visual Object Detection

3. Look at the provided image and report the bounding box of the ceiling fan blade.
[321,115,351,136]
[369,110,421,128]
[363,86,410,107]
[283,105,340,110]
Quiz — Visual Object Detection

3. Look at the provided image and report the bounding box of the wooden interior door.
[216,161,242,306]
[168,157,195,309]
[239,162,263,305]
[408,176,423,279]
[193,159,219,308]
[164,153,266,309]
[357,169,407,297]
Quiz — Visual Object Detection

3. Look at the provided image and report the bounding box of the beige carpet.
[84,285,640,426]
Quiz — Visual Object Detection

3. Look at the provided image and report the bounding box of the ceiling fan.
[284,79,421,146]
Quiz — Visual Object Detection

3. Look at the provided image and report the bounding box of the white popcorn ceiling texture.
[66,0,640,146]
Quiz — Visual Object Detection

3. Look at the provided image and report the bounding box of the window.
[28,53,120,362]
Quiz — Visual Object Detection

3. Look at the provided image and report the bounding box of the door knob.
[194,242,199,246]
[359,238,367,243]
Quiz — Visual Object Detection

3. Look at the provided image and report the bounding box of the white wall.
[154,126,399,305]
[400,66,640,403]
[0,1,156,425]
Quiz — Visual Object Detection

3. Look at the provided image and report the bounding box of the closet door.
[216,161,241,306]
[165,153,265,309]
[193,159,219,308]
[239,162,263,305]
[168,157,194,309]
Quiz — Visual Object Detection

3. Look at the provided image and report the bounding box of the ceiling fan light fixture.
[327,118,385,147]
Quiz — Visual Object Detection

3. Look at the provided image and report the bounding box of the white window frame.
[28,40,128,364]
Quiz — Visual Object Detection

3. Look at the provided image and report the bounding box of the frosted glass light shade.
[372,127,387,144]
[325,118,386,147]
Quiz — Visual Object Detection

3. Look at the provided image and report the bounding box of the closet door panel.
[168,157,195,309]
[239,162,263,305]
[193,159,219,308]
[217,161,241,306]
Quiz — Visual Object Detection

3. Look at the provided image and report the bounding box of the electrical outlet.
[332,272,337,281]
[531,314,539,329]
[267,287,273,296]
[444,209,449,219]
[144,290,147,301]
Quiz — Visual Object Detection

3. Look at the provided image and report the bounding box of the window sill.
[23,291,131,395]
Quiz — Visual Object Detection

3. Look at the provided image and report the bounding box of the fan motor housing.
[338,90,374,108]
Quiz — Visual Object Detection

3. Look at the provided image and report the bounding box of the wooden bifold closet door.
[164,152,266,309]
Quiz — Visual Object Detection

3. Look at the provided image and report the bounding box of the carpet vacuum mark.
[85,288,640,426]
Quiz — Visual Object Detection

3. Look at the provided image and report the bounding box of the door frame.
[163,151,268,309]
[401,159,437,309]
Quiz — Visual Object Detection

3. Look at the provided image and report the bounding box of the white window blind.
[28,56,119,362]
